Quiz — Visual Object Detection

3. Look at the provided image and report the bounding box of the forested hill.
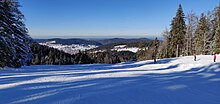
[95,38,152,45]
[34,38,152,46]
[35,38,102,46]
[30,42,137,65]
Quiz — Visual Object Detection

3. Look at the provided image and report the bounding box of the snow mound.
[0,55,220,104]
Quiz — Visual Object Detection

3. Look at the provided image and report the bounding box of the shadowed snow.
[0,55,220,104]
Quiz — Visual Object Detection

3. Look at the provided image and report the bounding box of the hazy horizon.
[33,37,160,41]
[32,35,159,40]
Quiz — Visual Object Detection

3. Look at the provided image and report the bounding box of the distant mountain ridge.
[35,38,102,46]
[96,38,151,45]
[34,38,152,46]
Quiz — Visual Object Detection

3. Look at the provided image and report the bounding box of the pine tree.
[0,0,32,67]
[0,0,17,67]
[5,0,32,66]
[214,4,220,53]
[194,13,209,55]
[170,4,186,57]
[0,37,8,67]
[206,11,215,55]
[0,1,6,67]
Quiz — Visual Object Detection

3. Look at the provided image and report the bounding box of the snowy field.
[112,45,139,53]
[39,41,98,54]
[0,55,220,104]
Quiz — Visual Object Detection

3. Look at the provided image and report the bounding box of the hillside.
[35,38,102,46]
[35,38,152,46]
[96,38,151,45]
[0,55,220,104]
[35,38,153,54]
[90,41,152,52]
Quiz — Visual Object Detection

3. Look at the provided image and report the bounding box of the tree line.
[159,4,220,58]
[0,0,146,68]
[30,43,137,65]
[1,0,220,68]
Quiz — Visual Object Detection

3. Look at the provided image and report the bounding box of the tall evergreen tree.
[206,11,216,54]
[194,13,209,55]
[170,4,186,57]
[214,4,220,53]
[0,0,32,67]
[0,0,17,67]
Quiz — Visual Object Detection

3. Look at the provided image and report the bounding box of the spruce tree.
[0,0,17,67]
[0,0,32,67]
[6,0,32,66]
[194,13,209,55]
[214,4,220,53]
[170,4,186,57]
[206,11,215,55]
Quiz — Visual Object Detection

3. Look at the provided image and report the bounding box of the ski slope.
[0,55,220,104]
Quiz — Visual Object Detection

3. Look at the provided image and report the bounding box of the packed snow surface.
[1,55,220,104]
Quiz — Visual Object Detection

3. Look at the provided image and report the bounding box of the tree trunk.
[187,39,189,56]
[176,44,179,57]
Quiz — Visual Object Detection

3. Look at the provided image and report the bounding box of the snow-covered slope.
[111,45,140,53]
[1,55,220,104]
[39,41,98,54]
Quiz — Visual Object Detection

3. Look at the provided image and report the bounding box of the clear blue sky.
[20,0,219,39]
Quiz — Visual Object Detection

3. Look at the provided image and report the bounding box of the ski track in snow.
[0,55,220,104]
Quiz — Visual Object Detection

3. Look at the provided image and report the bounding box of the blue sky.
[20,0,219,39]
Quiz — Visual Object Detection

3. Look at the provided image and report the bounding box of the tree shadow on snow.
[0,61,220,104]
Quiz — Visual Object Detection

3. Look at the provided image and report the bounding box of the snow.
[1,55,220,104]
[113,47,139,53]
[39,41,98,54]
[112,45,140,53]
[114,45,126,48]
[44,41,56,44]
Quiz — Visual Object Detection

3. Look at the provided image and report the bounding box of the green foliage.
[74,51,94,64]
[31,43,75,65]
[92,41,152,52]
[194,13,210,55]
[136,41,149,60]
[214,4,220,53]
[161,3,220,56]
[170,4,186,57]
[152,38,159,62]
[31,43,134,65]
[136,49,148,60]
[0,0,32,68]
[88,50,136,64]
[185,11,198,56]
[161,29,174,58]
[136,38,160,61]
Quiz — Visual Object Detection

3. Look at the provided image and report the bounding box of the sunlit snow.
[0,55,220,104]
